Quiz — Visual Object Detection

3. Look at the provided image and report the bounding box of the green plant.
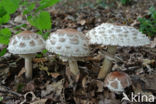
[28,11,52,32]
[0,28,11,45]
[21,0,59,38]
[0,96,3,102]
[0,0,60,56]
[120,0,131,5]
[0,48,7,57]
[138,7,156,37]
[0,0,20,25]
[96,0,115,8]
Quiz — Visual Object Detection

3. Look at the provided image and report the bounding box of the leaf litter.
[0,0,156,103]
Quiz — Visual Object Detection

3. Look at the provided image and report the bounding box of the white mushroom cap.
[104,71,132,93]
[86,23,150,47]
[8,31,45,54]
[46,29,89,58]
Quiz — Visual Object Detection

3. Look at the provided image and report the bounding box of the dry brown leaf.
[150,37,156,48]
[50,72,60,78]
[77,19,86,25]
[17,67,25,77]
[142,73,156,91]
[41,79,64,97]
[30,99,47,104]
[74,97,97,104]
[25,81,35,91]
[33,58,47,63]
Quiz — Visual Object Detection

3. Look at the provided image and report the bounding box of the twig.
[0,85,22,97]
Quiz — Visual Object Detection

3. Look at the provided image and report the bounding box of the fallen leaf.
[17,67,25,77]
[41,79,64,97]
[150,37,156,48]
[50,72,60,78]
[30,99,47,104]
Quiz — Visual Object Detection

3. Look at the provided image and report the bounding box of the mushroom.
[8,31,45,79]
[104,71,132,93]
[86,23,150,79]
[46,29,90,76]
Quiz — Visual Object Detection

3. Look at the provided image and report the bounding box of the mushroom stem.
[25,57,32,79]
[98,46,117,79]
[68,60,80,76]
[20,54,35,79]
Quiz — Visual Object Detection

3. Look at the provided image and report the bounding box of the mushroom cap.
[86,23,150,47]
[104,71,132,93]
[46,28,89,58]
[8,31,45,54]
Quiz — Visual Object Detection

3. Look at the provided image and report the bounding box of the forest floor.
[0,0,156,104]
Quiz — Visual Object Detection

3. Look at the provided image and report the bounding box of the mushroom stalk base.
[98,46,117,79]
[25,57,32,79]
[68,60,80,76]
[20,54,35,79]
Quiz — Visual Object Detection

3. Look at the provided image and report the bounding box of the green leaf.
[149,7,156,19]
[43,32,50,39]
[0,28,11,45]
[0,14,10,25]
[36,49,48,58]
[0,96,3,101]
[1,0,20,14]
[42,49,48,54]
[37,0,59,11]
[23,2,36,15]
[28,11,52,31]
[0,48,7,57]
[0,6,7,17]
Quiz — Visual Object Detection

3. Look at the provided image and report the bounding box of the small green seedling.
[120,0,132,5]
[0,96,3,102]
[138,6,156,37]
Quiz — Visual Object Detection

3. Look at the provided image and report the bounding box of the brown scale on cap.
[58,33,65,36]
[56,28,82,38]
[115,28,122,32]
[19,42,26,47]
[75,49,79,52]
[59,38,66,42]
[123,30,128,33]
[70,38,79,44]
[29,40,35,46]
[83,47,89,51]
[50,40,56,45]
[65,46,70,49]
[56,46,61,50]
[98,31,104,34]
[133,37,137,40]
[83,43,87,47]
[18,31,33,36]
[56,28,78,35]
[13,40,17,45]
[92,31,96,34]
[111,81,118,89]
[109,71,126,79]
[23,36,30,40]
[17,35,22,39]
[124,34,128,37]
[17,31,35,39]
[18,31,33,35]
[52,36,56,39]
[33,34,39,39]
[108,29,113,33]
[11,36,16,41]
[38,39,44,45]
